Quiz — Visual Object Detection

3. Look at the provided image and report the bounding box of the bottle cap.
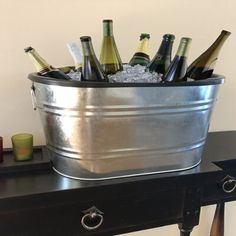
[140,33,150,40]
[80,36,92,42]
[24,46,34,53]
[181,37,192,43]
[163,34,175,41]
[103,19,113,23]
[221,30,231,36]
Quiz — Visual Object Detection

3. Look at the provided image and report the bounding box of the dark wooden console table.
[1,131,236,236]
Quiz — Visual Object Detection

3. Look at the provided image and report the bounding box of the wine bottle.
[163,37,192,82]
[147,34,175,74]
[210,203,224,236]
[67,42,83,71]
[24,47,72,80]
[186,30,231,80]
[80,36,107,81]
[99,19,123,75]
[129,33,150,66]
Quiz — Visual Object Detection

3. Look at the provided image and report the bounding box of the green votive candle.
[11,134,33,161]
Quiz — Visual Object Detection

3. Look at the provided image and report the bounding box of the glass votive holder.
[11,133,33,161]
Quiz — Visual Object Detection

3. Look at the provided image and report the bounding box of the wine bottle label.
[129,52,150,66]
[133,52,150,60]
[136,38,150,55]
[129,36,150,66]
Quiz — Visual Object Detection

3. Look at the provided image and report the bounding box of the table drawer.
[0,189,185,236]
[202,171,236,205]
[79,190,184,235]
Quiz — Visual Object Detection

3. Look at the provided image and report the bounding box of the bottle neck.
[205,30,230,55]
[103,22,113,36]
[27,49,51,73]
[158,39,174,56]
[176,38,192,57]
[81,41,96,56]
[136,38,149,54]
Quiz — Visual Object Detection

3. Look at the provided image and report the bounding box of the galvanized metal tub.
[29,73,224,180]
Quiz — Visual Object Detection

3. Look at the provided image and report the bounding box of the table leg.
[210,202,224,236]
[178,224,194,236]
[178,187,201,236]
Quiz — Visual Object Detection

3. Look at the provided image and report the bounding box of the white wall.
[0,0,235,235]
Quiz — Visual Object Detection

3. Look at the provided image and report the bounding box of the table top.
[1,131,236,236]
[0,131,236,201]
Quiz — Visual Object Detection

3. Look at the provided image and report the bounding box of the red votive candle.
[0,137,3,163]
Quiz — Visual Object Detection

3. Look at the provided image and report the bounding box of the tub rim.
[28,73,224,88]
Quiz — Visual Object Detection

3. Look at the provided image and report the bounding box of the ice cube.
[67,71,82,81]
[108,65,162,83]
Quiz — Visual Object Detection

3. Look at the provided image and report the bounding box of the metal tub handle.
[30,84,37,110]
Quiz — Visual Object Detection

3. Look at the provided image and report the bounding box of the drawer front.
[202,171,236,205]
[78,189,184,235]
[0,189,184,236]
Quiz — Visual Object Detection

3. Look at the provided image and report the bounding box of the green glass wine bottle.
[24,47,72,80]
[163,37,192,82]
[67,42,83,72]
[129,33,150,66]
[147,34,175,74]
[80,36,107,81]
[186,30,231,80]
[99,19,123,75]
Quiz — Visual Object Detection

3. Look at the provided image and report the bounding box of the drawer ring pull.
[222,178,236,193]
[81,206,104,231]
